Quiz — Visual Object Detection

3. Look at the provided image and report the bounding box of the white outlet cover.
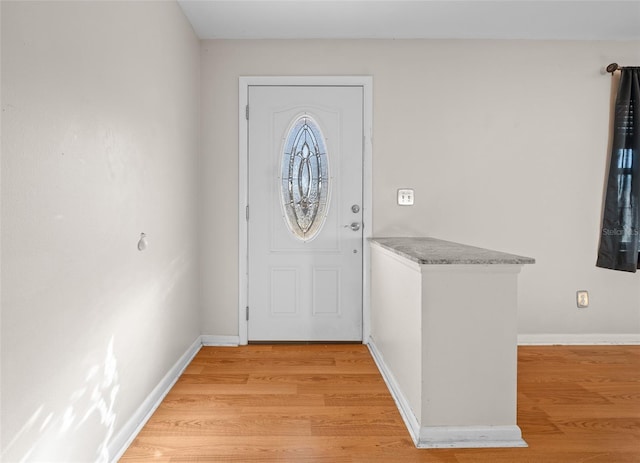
[398,188,414,206]
[576,290,589,308]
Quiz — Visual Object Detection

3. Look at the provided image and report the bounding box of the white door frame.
[238,76,373,345]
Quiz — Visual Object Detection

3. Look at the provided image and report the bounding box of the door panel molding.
[239,76,373,345]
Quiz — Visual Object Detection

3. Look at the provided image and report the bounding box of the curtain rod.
[606,63,631,74]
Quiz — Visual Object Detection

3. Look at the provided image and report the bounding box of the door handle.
[345,222,361,231]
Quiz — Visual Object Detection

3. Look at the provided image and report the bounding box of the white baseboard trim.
[418,425,527,449]
[108,336,203,463]
[366,337,421,447]
[518,334,640,345]
[201,335,240,346]
[367,337,527,449]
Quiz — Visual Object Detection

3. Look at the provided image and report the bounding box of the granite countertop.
[370,237,535,265]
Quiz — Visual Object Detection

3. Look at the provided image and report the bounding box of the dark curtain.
[597,68,640,272]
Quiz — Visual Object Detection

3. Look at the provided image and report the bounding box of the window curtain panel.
[597,68,640,272]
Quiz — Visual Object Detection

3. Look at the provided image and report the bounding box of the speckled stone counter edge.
[370,237,535,265]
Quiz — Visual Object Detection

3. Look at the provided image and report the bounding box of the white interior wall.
[370,245,423,423]
[2,11,639,461]
[200,39,640,338]
[1,1,200,461]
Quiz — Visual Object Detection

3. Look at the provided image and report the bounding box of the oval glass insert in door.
[280,115,330,242]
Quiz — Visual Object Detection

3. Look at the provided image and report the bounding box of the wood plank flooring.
[120,344,640,462]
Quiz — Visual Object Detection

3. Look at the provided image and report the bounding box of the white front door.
[247,85,363,341]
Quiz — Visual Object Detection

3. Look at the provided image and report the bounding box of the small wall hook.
[137,233,148,251]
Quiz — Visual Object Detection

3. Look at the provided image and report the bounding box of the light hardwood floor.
[121,344,640,462]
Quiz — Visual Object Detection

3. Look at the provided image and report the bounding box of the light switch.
[397,189,414,206]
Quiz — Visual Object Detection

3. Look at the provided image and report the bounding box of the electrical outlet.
[397,188,414,206]
[576,290,589,308]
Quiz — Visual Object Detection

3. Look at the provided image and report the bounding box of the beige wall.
[3,17,638,459]
[201,39,640,337]
[1,1,200,460]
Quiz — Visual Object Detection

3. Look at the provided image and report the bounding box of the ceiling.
[177,0,640,41]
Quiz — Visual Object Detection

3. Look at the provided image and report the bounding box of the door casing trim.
[239,76,373,345]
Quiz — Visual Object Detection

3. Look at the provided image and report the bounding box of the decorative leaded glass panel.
[280,115,330,241]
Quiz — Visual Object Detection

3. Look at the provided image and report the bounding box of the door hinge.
[246,205,249,221]
[246,306,249,321]
[245,105,249,120]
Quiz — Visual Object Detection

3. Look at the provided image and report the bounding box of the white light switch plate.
[397,188,414,206]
